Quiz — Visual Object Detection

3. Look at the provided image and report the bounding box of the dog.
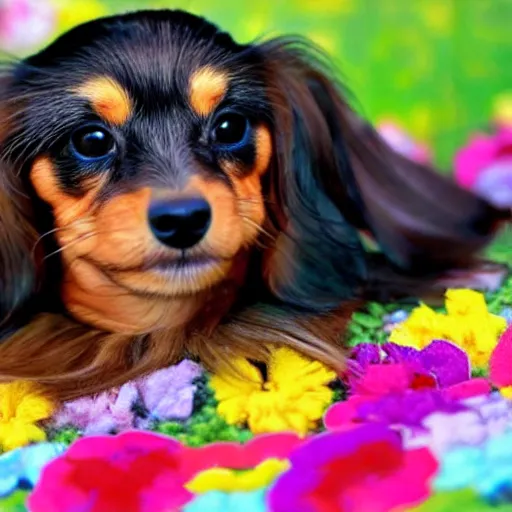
[0,10,508,400]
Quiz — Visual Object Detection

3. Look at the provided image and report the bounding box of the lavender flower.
[53,360,202,435]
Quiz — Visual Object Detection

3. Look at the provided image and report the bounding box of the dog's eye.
[70,125,116,160]
[211,113,250,147]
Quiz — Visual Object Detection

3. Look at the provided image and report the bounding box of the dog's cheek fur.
[221,124,273,247]
[29,157,247,332]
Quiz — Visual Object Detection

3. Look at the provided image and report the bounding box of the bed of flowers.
[2,282,512,511]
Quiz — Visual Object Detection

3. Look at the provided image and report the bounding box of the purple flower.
[414,340,471,388]
[54,360,202,434]
[268,424,438,512]
[356,389,468,429]
[350,340,470,389]
[138,360,202,422]
[405,392,512,456]
[53,382,138,435]
[350,343,381,366]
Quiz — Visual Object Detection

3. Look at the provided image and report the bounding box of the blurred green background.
[2,0,511,168]
[29,0,512,169]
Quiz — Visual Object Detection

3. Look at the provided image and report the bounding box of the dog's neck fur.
[61,252,251,335]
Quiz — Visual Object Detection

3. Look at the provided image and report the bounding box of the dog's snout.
[148,197,212,249]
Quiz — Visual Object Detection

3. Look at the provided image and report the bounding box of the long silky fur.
[0,13,508,401]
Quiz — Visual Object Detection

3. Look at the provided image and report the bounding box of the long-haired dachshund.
[0,10,509,400]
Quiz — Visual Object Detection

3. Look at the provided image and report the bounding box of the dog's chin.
[106,256,233,297]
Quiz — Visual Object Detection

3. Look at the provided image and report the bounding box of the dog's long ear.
[0,69,40,329]
[260,38,509,308]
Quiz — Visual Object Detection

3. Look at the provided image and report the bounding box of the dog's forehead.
[26,11,245,97]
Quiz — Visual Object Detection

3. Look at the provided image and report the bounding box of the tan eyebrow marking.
[74,76,132,125]
[189,66,229,117]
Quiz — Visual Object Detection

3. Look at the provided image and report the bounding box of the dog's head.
[0,10,507,336]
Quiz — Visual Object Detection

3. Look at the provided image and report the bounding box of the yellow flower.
[388,303,447,349]
[0,381,56,451]
[500,386,512,399]
[210,347,336,435]
[389,289,506,368]
[186,458,290,494]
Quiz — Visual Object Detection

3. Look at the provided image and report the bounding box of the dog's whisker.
[241,216,276,242]
[42,233,99,261]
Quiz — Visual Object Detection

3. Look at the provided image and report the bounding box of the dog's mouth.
[84,253,230,297]
[148,255,223,275]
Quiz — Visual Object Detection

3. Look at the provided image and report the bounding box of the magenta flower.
[28,431,192,512]
[54,360,202,434]
[324,388,467,432]
[490,325,512,391]
[454,127,512,207]
[326,341,489,433]
[268,424,438,512]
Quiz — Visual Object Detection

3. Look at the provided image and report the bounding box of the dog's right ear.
[0,68,40,329]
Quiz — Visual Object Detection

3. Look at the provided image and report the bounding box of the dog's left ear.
[260,38,509,309]
[0,68,41,330]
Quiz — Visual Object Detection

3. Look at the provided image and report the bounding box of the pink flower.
[325,345,490,432]
[0,0,55,51]
[28,431,193,512]
[268,425,438,512]
[454,127,512,207]
[377,121,432,164]
[325,376,492,433]
[490,325,512,390]
[351,363,437,396]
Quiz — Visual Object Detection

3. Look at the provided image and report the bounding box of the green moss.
[347,300,410,346]
[154,383,252,447]
[50,427,81,446]
[486,274,512,316]
[0,490,30,512]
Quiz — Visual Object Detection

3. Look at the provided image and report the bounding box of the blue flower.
[183,489,267,512]
[0,442,66,497]
[434,431,512,502]
[434,446,483,491]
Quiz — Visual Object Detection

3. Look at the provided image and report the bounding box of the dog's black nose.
[148,198,211,249]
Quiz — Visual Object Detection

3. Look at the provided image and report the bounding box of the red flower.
[28,431,193,512]
[268,425,438,512]
[28,430,303,512]
[181,432,302,478]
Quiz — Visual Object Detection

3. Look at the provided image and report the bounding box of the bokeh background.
[1,0,511,169]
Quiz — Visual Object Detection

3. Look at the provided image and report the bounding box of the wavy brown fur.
[0,11,508,401]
